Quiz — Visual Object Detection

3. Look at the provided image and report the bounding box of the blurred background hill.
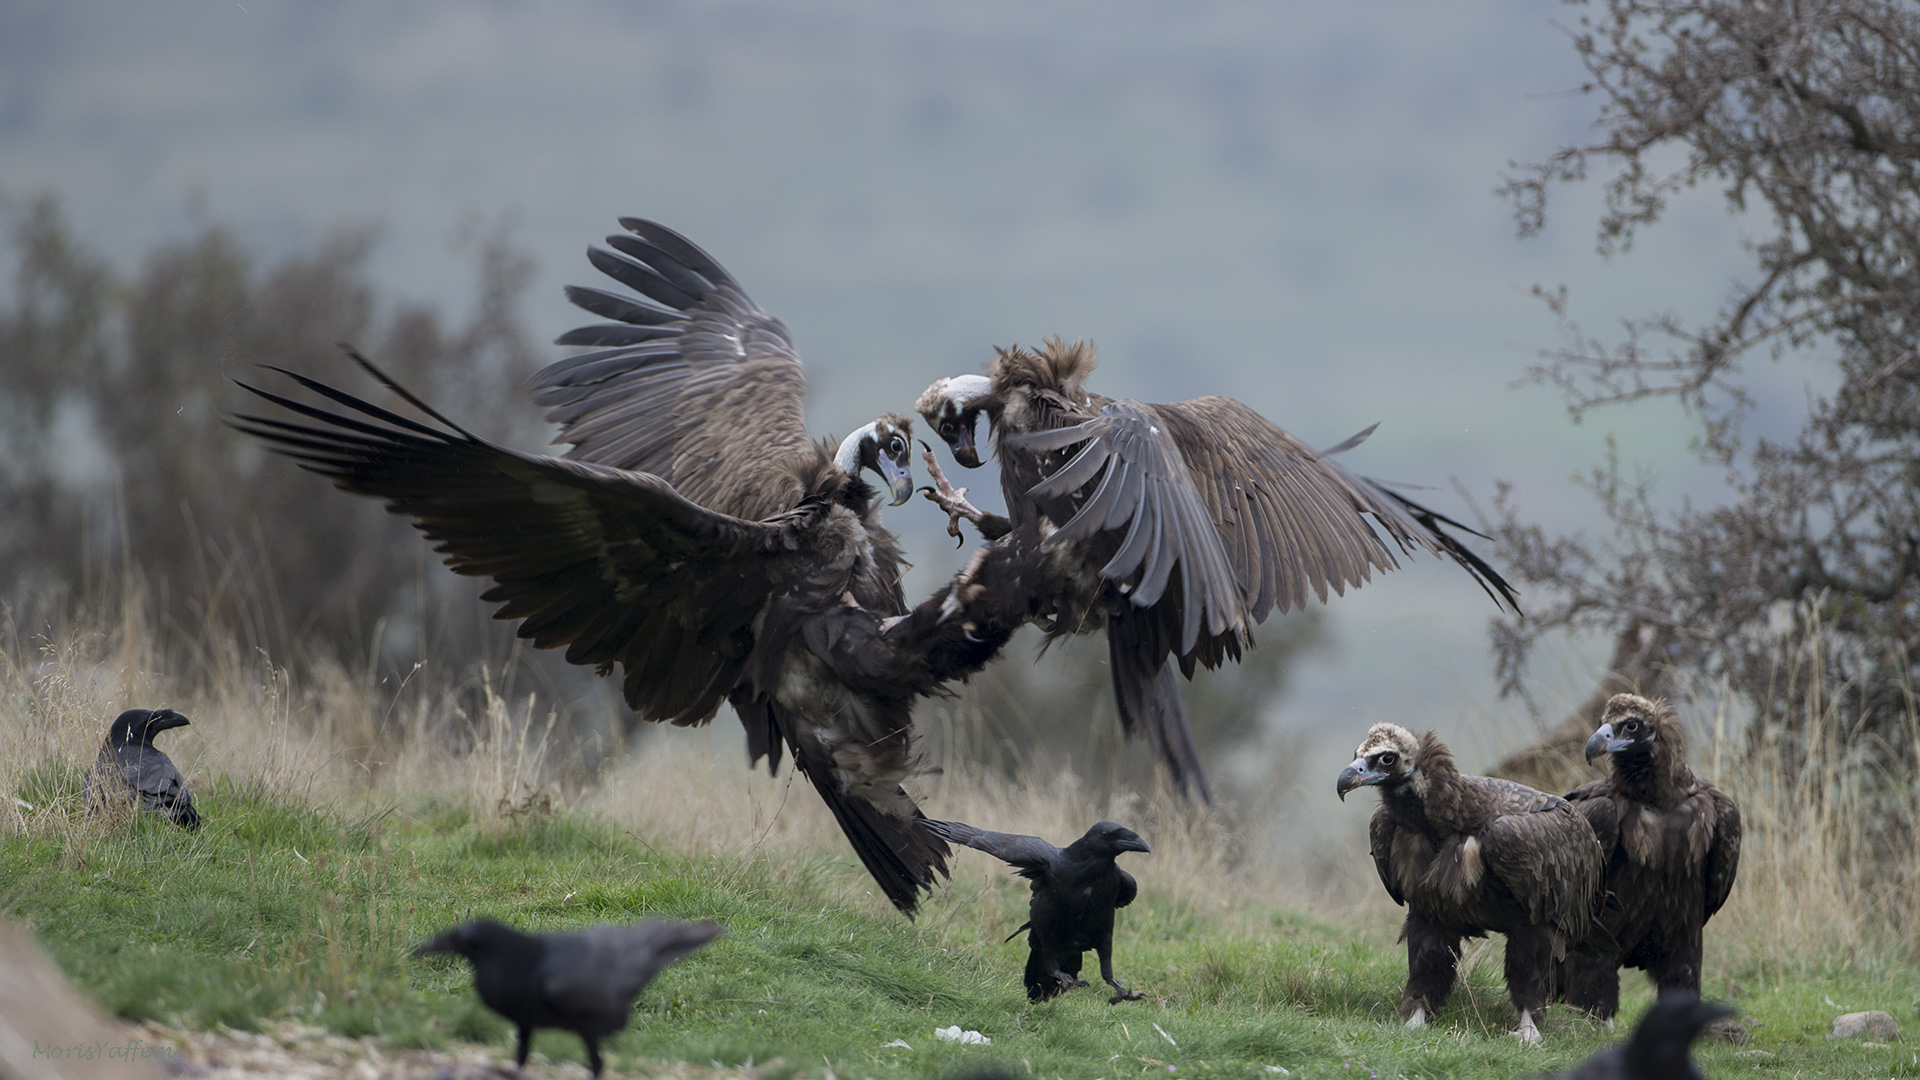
[0,1,1832,800]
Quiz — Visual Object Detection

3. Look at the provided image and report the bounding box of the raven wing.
[924,820,1062,881]
[231,364,832,727]
[532,219,815,522]
[544,921,725,1013]
[1472,777,1605,941]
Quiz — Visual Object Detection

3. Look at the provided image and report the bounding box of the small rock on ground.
[1829,1011,1900,1041]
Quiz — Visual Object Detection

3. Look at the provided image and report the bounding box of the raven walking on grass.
[929,819,1150,1003]
[414,917,723,1077]
[83,708,200,830]
[1539,991,1734,1080]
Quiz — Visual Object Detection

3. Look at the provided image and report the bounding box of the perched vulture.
[928,818,1150,1003]
[1538,990,1734,1080]
[83,708,200,830]
[1337,722,1605,1042]
[414,917,723,1078]
[917,338,1518,802]
[1560,694,1742,1020]
[233,219,1018,915]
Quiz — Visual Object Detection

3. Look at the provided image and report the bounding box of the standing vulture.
[917,338,1518,802]
[1337,722,1606,1042]
[1561,694,1742,1021]
[233,219,1017,916]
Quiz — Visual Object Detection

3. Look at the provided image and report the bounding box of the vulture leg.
[1561,951,1621,1021]
[1502,924,1556,1040]
[1400,912,1461,1022]
[920,444,1010,541]
[1097,936,1144,1004]
[1649,929,1704,995]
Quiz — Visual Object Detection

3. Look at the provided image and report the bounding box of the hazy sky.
[1,1,1790,768]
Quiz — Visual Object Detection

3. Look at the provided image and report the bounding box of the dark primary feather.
[413,918,722,1078]
[532,218,815,522]
[83,708,199,830]
[1538,991,1735,1080]
[929,819,1149,1003]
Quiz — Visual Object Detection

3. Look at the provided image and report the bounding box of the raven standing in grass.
[414,918,723,1077]
[929,819,1150,1003]
[1538,990,1734,1080]
[83,708,199,830]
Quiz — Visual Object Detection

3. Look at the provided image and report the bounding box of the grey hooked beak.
[1336,756,1385,801]
[950,415,981,469]
[878,452,913,506]
[1585,722,1632,762]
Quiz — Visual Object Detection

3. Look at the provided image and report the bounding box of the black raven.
[82,708,199,830]
[1538,990,1735,1080]
[929,819,1150,1003]
[413,917,723,1077]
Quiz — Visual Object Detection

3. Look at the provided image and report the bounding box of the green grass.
[5,772,1918,1079]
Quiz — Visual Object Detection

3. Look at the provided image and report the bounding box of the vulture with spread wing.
[1560,694,1742,1021]
[1337,723,1606,1042]
[916,338,1518,802]
[233,219,1016,915]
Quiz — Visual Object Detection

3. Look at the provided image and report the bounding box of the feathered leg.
[1562,951,1621,1021]
[1400,912,1461,1025]
[1503,925,1556,1042]
[1648,925,1704,995]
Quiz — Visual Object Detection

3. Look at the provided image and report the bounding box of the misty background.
[0,2,1792,793]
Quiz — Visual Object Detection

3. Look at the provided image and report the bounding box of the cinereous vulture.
[917,338,1518,802]
[233,219,1018,915]
[1560,693,1742,1021]
[1337,722,1606,1042]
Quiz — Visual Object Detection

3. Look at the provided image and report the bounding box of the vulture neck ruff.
[1602,696,1696,810]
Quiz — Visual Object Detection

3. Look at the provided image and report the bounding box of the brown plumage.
[1560,694,1742,1020]
[918,339,1519,802]
[1337,723,1606,1041]
[232,220,1016,916]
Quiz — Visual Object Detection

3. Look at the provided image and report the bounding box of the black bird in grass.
[82,708,200,830]
[414,917,723,1077]
[1537,991,1734,1080]
[929,819,1150,1003]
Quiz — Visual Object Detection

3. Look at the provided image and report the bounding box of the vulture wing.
[1701,783,1741,920]
[1153,398,1519,620]
[925,820,1061,881]
[1563,779,1622,855]
[1469,776,1604,941]
[230,364,828,727]
[1367,806,1406,906]
[533,218,816,521]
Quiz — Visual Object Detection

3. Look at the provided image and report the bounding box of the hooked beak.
[950,416,981,469]
[1584,722,1632,762]
[877,452,913,506]
[1336,756,1385,801]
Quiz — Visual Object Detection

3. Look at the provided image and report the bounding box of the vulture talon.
[920,445,988,539]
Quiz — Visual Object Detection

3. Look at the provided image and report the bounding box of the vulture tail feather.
[1106,629,1213,804]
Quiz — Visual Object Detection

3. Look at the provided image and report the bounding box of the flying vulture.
[917,338,1518,802]
[83,708,200,830]
[414,917,724,1077]
[1337,722,1606,1042]
[233,219,1020,915]
[928,818,1150,1003]
[1560,694,1742,1021]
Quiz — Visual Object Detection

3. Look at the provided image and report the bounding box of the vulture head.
[106,708,190,749]
[1586,692,1681,764]
[834,413,917,506]
[1074,820,1153,858]
[913,374,994,468]
[1336,722,1422,801]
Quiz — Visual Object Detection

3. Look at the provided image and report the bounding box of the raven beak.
[150,711,191,733]
[951,415,981,469]
[878,452,913,506]
[1336,756,1384,801]
[1584,723,1631,762]
[1122,836,1151,855]
[411,931,455,958]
